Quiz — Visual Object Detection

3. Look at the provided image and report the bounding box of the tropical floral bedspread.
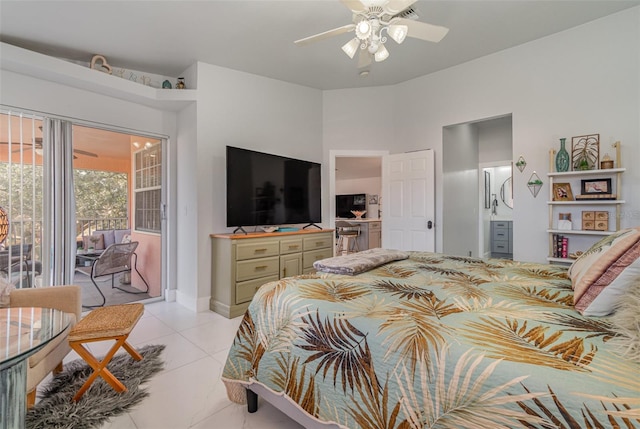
[222,252,640,428]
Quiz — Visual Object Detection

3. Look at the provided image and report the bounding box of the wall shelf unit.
[547,142,624,264]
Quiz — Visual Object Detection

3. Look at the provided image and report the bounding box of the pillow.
[95,229,116,248]
[114,229,131,245]
[121,234,132,244]
[568,227,640,316]
[83,233,105,251]
[609,279,640,363]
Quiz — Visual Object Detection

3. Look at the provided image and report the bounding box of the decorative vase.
[162,79,172,89]
[555,138,570,172]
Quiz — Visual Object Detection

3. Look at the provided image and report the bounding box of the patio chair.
[78,241,149,308]
[0,244,38,287]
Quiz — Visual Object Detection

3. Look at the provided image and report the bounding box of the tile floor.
[74,270,152,308]
[39,301,304,429]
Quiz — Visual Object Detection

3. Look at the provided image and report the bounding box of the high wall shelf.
[547,142,624,264]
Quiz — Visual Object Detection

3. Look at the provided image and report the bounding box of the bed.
[222,248,640,428]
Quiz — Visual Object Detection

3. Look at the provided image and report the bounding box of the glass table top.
[1,307,73,371]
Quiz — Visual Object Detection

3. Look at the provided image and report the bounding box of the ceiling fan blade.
[340,0,366,13]
[73,148,99,158]
[357,50,372,68]
[384,0,418,15]
[294,24,355,46]
[396,18,449,43]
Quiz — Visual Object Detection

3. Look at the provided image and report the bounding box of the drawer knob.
[255,248,267,252]
[316,241,324,246]
[255,265,268,270]
[289,245,299,249]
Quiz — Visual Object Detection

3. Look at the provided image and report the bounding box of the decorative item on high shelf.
[515,155,527,173]
[571,134,599,171]
[176,77,186,89]
[527,172,542,198]
[162,80,172,89]
[555,138,570,172]
[90,54,112,75]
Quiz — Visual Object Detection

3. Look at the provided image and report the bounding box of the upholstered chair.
[8,285,82,406]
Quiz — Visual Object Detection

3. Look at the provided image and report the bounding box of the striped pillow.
[568,227,640,316]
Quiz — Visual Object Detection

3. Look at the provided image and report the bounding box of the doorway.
[329,150,386,254]
[443,115,513,258]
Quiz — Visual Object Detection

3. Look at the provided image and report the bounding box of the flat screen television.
[336,194,366,218]
[226,146,322,229]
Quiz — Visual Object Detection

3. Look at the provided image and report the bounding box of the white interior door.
[382,150,435,251]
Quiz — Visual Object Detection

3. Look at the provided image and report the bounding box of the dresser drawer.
[303,248,334,269]
[236,275,279,304]
[493,221,511,229]
[236,240,280,260]
[236,256,279,282]
[368,222,381,232]
[303,234,332,251]
[491,240,510,253]
[280,238,303,255]
[492,228,510,241]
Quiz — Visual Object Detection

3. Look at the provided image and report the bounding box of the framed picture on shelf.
[581,178,612,195]
[552,183,574,201]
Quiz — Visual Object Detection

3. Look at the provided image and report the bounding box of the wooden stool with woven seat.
[68,303,144,401]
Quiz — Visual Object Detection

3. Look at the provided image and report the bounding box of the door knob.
[427,220,433,229]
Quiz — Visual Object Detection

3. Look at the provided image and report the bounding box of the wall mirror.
[500,176,513,209]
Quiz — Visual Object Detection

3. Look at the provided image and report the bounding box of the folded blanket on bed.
[313,248,410,275]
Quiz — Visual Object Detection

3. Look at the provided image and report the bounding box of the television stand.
[233,226,249,235]
[302,223,322,230]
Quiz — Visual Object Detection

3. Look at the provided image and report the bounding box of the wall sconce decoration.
[527,171,542,198]
[515,156,527,173]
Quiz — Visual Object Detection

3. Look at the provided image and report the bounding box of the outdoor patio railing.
[76,217,129,243]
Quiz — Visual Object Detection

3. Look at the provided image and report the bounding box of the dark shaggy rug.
[26,344,166,429]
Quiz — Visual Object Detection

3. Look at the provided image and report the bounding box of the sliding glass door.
[1,109,166,305]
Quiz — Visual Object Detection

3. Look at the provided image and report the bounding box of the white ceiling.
[1,1,638,91]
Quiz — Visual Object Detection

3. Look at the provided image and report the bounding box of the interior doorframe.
[329,149,389,232]
[478,160,513,258]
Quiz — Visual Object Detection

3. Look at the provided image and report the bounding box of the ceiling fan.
[295,0,449,68]
[0,138,99,158]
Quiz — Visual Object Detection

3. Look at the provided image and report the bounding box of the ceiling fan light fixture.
[341,38,360,59]
[374,44,389,62]
[355,19,371,40]
[387,24,408,44]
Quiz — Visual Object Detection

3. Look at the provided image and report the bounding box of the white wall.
[478,116,512,164]
[336,177,381,195]
[192,62,323,310]
[324,7,640,263]
[442,123,479,256]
